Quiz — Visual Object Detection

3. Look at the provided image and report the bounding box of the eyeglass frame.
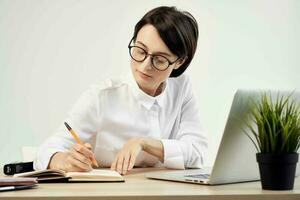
[128,37,181,71]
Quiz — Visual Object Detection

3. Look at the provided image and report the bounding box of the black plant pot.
[256,153,298,190]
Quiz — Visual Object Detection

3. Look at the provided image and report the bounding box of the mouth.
[137,70,152,79]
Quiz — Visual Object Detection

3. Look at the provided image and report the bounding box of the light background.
[0,0,299,167]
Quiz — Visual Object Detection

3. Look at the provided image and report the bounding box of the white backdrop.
[0,0,299,167]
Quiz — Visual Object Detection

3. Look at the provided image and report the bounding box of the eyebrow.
[136,41,172,58]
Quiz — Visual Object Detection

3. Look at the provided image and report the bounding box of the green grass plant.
[245,93,300,154]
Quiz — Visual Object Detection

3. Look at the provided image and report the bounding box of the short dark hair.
[133,6,198,77]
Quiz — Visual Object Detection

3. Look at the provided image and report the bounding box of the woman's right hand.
[48,143,95,172]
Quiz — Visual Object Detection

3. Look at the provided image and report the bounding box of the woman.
[35,6,208,175]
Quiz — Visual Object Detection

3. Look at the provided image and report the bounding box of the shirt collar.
[126,72,168,110]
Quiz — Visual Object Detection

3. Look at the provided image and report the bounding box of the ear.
[174,56,187,70]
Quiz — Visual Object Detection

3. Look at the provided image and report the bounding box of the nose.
[139,55,153,71]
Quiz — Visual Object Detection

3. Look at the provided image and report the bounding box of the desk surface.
[1,168,300,200]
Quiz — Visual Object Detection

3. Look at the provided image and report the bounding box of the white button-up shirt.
[34,72,208,170]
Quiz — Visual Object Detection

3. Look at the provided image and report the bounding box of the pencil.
[64,122,99,167]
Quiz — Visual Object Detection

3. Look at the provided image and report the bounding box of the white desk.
[1,168,300,200]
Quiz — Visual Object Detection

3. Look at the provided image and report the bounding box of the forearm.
[140,138,164,163]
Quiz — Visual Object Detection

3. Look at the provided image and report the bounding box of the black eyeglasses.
[128,38,180,71]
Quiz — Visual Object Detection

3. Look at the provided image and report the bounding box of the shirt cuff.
[161,139,185,169]
[34,148,63,170]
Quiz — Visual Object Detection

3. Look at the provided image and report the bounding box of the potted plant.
[245,92,300,190]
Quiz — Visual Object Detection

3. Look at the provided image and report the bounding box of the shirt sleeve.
[34,86,101,170]
[161,76,208,169]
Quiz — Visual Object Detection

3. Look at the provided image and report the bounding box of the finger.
[68,152,91,171]
[128,153,136,171]
[84,143,92,150]
[66,162,86,172]
[69,148,92,165]
[73,143,94,158]
[67,153,91,171]
[77,143,98,167]
[116,154,125,175]
[110,152,120,171]
[69,162,91,172]
[123,153,130,175]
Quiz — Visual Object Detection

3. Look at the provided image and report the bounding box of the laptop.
[146,89,300,185]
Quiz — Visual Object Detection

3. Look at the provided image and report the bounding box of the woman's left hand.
[110,138,144,175]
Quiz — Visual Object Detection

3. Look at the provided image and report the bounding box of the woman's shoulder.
[166,74,195,101]
[168,73,191,89]
[86,75,129,95]
[90,78,123,90]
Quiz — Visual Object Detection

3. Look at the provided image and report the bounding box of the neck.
[139,83,163,97]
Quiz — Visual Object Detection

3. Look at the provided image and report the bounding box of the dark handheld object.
[3,161,34,175]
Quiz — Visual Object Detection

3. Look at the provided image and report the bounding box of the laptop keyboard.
[184,174,210,179]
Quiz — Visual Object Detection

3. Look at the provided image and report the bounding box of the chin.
[135,75,152,89]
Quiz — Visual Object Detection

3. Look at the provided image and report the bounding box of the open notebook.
[13,169,124,183]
